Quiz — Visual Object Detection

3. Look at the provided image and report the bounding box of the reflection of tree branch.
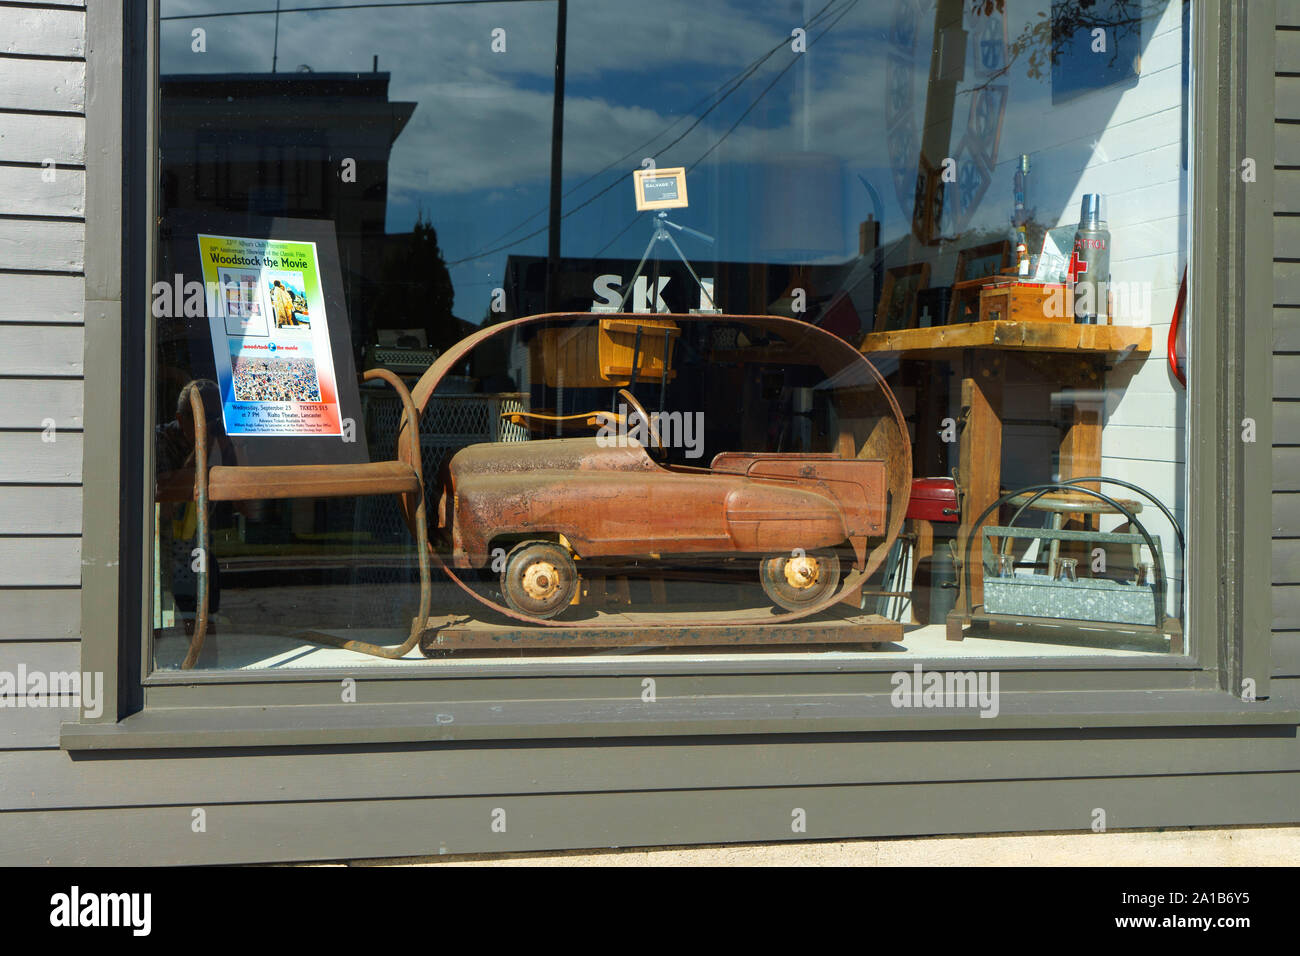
[967,0,1161,84]
[957,61,1012,98]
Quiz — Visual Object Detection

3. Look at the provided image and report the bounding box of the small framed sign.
[633,166,689,211]
[874,261,931,333]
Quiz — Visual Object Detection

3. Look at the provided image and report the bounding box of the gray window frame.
[63,0,1294,749]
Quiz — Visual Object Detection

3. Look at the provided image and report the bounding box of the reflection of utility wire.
[592,214,642,258]
[468,0,840,256]
[590,0,859,258]
[161,1,552,19]
[477,36,789,251]
[450,0,853,267]
[686,0,859,172]
[474,61,755,252]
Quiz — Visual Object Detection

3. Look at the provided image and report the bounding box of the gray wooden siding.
[0,0,1298,866]
[0,1,85,679]
[2,736,1300,865]
[1277,14,1300,679]
[0,1,90,858]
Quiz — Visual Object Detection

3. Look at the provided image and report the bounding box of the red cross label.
[1067,250,1088,282]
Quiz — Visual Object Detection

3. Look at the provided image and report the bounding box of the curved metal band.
[399,312,911,629]
[1005,476,1184,622]
[959,481,1167,624]
[181,384,210,670]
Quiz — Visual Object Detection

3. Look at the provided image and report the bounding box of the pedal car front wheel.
[500,540,579,619]
[759,549,841,612]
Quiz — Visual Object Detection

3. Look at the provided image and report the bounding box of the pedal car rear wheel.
[759,549,841,611]
[500,540,579,619]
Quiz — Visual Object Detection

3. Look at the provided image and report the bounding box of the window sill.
[60,689,1300,751]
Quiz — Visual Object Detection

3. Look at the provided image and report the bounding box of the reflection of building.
[161,70,413,227]
[159,72,437,558]
[160,71,419,352]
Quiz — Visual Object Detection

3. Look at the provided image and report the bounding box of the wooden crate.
[540,317,679,387]
[978,281,1074,324]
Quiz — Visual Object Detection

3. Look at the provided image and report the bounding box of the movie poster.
[196,234,343,437]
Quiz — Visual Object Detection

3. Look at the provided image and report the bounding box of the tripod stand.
[616,211,719,313]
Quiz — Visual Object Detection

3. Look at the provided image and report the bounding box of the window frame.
[64,0,1288,747]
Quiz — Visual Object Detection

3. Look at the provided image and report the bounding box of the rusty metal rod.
[181,384,210,669]
[178,369,432,668]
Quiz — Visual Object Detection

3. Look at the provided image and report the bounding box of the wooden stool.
[1002,490,1146,575]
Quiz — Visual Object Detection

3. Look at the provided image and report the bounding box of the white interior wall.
[954,0,1189,611]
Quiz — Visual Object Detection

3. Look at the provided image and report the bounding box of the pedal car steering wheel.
[617,387,662,454]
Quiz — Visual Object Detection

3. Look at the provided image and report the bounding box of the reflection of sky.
[160,0,1182,321]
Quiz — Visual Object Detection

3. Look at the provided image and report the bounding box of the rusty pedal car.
[440,390,889,618]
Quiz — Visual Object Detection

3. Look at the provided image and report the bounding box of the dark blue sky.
[159,0,1184,322]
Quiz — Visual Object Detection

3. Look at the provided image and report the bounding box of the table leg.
[1060,400,1102,483]
[1058,363,1104,533]
[910,518,934,626]
[952,351,1004,635]
[910,359,949,477]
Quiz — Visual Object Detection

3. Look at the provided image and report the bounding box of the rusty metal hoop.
[400,312,911,629]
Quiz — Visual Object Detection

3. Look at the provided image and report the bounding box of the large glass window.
[152,0,1192,671]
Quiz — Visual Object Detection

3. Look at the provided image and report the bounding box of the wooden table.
[859,319,1152,630]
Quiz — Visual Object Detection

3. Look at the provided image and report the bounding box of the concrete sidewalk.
[338,824,1300,866]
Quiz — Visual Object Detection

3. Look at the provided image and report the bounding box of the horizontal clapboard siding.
[1274,633,1300,677]
[1276,489,1300,531]
[0,379,84,429]
[1276,14,1300,681]
[2,0,1299,870]
[1278,168,1300,203]
[0,324,82,375]
[1276,398,1300,442]
[1275,585,1300,628]
[0,163,84,217]
[1276,539,1300,583]
[0,588,79,643]
[0,538,81,587]
[0,705,78,750]
[0,431,82,482]
[0,6,87,738]
[3,770,1300,866]
[1275,450,1300,490]
[0,111,83,163]
[1,0,85,8]
[5,731,1300,813]
[0,638,77,673]
[0,274,83,323]
[1281,28,1300,73]
[0,58,84,113]
[0,219,83,272]
[0,485,81,534]
[1278,308,1300,350]
[1281,76,1300,119]
[1280,122,1300,166]
[0,6,84,58]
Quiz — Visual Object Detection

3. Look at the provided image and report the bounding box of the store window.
[152,0,1192,671]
